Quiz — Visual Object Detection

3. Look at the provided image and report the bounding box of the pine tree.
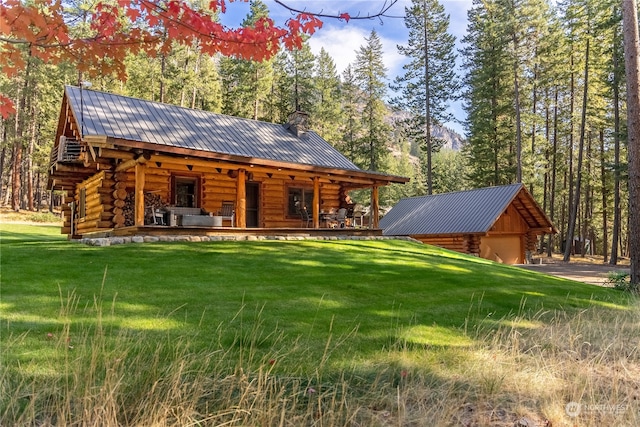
[353,30,390,172]
[285,40,316,115]
[314,48,342,144]
[461,0,515,187]
[219,1,274,119]
[391,0,458,194]
[338,65,364,165]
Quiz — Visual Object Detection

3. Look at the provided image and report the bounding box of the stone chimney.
[286,111,309,137]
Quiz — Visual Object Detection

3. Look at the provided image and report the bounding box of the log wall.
[75,171,114,235]
[413,234,482,256]
[73,163,347,233]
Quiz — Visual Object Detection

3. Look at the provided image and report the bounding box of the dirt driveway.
[517,261,630,287]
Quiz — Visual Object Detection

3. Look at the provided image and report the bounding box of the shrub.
[606,271,633,292]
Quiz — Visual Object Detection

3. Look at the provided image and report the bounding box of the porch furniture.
[221,201,235,227]
[299,207,311,228]
[336,208,348,228]
[352,209,365,227]
[168,207,209,226]
[321,211,336,228]
[153,209,166,225]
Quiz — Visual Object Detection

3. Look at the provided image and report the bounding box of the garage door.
[480,235,523,264]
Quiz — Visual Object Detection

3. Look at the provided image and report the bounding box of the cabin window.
[173,176,199,207]
[288,187,313,216]
[78,188,86,219]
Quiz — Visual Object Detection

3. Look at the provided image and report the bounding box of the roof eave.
[98,136,409,184]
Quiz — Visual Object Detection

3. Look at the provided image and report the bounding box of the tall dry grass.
[2,289,638,426]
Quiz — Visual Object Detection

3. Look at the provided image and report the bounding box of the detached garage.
[379,184,557,264]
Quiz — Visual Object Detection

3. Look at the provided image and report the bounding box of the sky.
[219,0,473,135]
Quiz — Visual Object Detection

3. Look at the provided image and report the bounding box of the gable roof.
[64,85,361,171]
[379,184,556,236]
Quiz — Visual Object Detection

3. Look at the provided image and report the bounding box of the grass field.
[1,223,638,426]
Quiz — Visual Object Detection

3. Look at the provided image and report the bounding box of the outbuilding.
[379,184,556,264]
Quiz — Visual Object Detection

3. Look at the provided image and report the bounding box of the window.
[288,187,313,216]
[78,188,86,219]
[173,176,199,207]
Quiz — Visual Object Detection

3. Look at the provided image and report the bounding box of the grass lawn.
[1,223,638,426]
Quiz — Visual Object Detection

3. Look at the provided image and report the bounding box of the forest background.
[0,0,637,268]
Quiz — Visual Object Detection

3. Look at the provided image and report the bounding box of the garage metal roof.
[380,184,555,236]
[65,85,361,171]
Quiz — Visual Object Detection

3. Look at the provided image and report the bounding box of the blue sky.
[220,1,473,135]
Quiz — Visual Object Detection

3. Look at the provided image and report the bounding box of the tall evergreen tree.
[219,0,273,120]
[462,0,515,187]
[621,0,640,288]
[338,65,364,165]
[354,30,390,171]
[391,0,458,194]
[285,40,316,115]
[314,48,342,144]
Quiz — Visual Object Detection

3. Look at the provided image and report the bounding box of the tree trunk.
[26,95,37,211]
[600,130,608,262]
[0,120,6,203]
[567,55,575,247]
[621,0,640,288]
[547,88,559,257]
[564,38,589,262]
[611,31,623,265]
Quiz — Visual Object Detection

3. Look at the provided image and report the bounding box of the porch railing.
[50,138,82,167]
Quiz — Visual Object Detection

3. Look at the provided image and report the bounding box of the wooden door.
[246,182,260,228]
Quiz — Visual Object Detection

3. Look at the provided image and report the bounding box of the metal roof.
[380,184,554,236]
[65,85,361,171]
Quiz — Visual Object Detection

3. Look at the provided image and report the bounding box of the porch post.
[371,184,380,228]
[312,177,320,228]
[236,169,246,228]
[134,162,146,226]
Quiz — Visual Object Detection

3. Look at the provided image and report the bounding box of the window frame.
[287,185,314,218]
[171,174,201,208]
[78,187,86,220]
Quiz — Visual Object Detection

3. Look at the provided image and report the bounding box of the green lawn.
[1,224,636,425]
[1,224,628,366]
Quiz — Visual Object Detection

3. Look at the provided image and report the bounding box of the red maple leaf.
[0,95,16,119]
[339,13,350,22]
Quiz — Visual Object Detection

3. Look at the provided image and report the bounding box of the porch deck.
[78,226,383,240]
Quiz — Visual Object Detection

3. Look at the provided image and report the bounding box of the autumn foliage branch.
[0,0,326,118]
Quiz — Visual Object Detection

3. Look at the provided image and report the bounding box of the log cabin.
[48,86,409,238]
[379,184,557,264]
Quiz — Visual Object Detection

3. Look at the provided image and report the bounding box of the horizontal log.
[143,176,170,185]
[85,205,104,217]
[141,183,169,193]
[97,147,134,160]
[80,170,105,186]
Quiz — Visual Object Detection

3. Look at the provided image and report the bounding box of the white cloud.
[308,23,407,80]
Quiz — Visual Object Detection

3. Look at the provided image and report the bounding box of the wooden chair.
[336,208,347,228]
[153,209,166,225]
[221,201,235,227]
[299,207,311,228]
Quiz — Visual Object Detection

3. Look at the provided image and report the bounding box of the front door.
[246,183,260,228]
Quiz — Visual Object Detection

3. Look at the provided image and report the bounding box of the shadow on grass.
[2,225,634,377]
